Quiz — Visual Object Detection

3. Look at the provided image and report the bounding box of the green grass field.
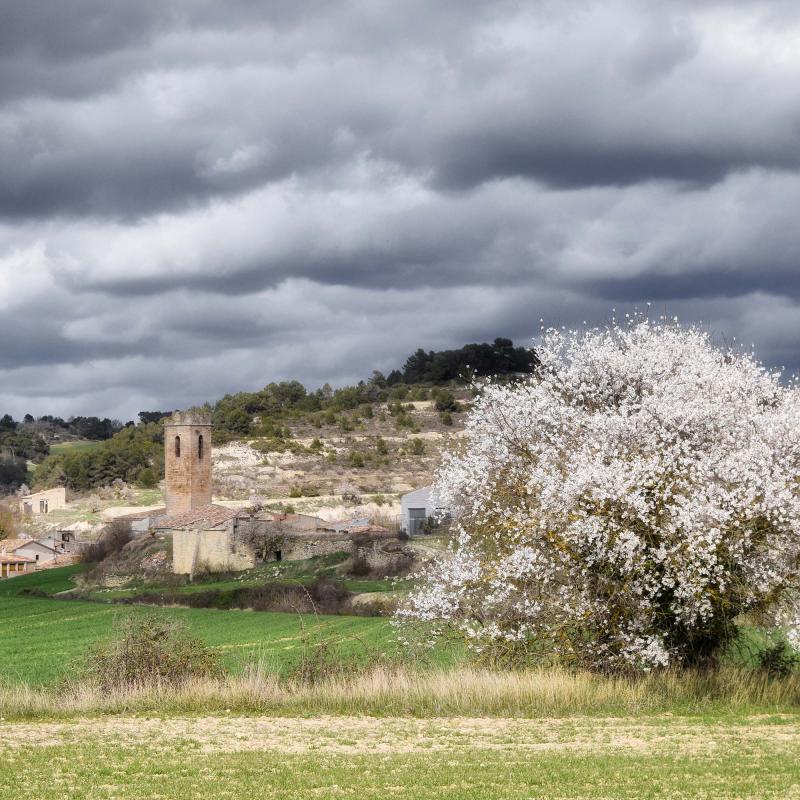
[0,567,398,685]
[0,563,87,596]
[1,713,799,799]
[48,440,104,456]
[5,568,800,798]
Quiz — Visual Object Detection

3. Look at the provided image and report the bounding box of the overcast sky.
[2,0,799,421]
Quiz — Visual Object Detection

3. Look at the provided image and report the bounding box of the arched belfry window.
[198,434,204,460]
[175,435,181,458]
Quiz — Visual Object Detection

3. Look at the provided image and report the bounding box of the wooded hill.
[4,338,536,492]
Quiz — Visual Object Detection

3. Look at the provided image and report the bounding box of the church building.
[151,411,405,577]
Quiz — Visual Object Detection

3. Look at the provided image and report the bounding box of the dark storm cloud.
[429,141,796,191]
[0,314,162,370]
[2,0,800,418]
[586,266,800,303]
[0,2,159,62]
[0,0,336,66]
[4,0,800,220]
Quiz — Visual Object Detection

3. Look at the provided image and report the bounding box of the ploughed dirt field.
[2,714,800,799]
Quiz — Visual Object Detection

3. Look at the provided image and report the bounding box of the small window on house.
[175,435,181,457]
[198,434,204,460]
[35,554,39,561]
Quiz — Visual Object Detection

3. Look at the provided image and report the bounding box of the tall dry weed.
[4,665,800,720]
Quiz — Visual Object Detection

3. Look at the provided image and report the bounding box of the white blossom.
[398,318,800,671]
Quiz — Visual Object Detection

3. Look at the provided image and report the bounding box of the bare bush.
[0,503,18,540]
[349,552,371,577]
[84,615,223,691]
[371,510,400,534]
[85,493,103,512]
[80,519,133,563]
[337,481,361,505]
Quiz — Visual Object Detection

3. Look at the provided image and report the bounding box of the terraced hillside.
[211,395,467,518]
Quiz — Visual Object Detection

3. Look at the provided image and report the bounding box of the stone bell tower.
[164,410,212,515]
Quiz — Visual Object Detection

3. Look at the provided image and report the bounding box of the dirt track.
[3,714,799,756]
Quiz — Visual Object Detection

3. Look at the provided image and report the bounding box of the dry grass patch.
[4,665,800,721]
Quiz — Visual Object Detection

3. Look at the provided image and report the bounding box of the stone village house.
[18,487,67,515]
[0,552,35,579]
[0,532,83,578]
[0,537,60,566]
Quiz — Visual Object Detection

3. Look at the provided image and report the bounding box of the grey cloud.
[0,313,163,370]
[0,0,336,65]
[3,1,800,222]
[428,140,795,191]
[2,280,800,421]
[584,266,800,303]
[2,1,800,418]
[0,2,161,62]
[46,168,800,302]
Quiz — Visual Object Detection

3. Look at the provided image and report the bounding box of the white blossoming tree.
[398,319,800,671]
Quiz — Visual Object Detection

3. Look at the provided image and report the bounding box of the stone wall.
[352,532,415,573]
[171,518,410,575]
[280,531,353,561]
[173,526,254,575]
[231,517,353,562]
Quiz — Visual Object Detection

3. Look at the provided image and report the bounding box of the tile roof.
[321,519,390,535]
[344,525,390,535]
[282,523,390,537]
[250,512,325,530]
[278,514,325,531]
[0,553,35,564]
[326,517,371,532]
[154,505,239,530]
[1,537,61,554]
